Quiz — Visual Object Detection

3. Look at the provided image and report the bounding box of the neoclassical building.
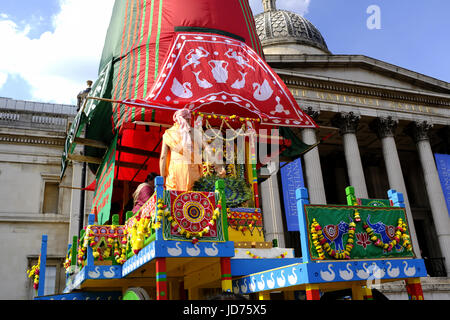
[0,96,89,299]
[255,1,450,291]
[1,0,449,300]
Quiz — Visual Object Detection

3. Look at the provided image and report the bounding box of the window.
[43,266,57,296]
[27,257,65,299]
[40,173,61,214]
[43,182,59,214]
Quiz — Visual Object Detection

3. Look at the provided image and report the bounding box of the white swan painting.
[287,267,298,285]
[88,266,101,279]
[102,266,117,278]
[253,79,273,101]
[257,275,265,291]
[403,261,416,277]
[370,263,385,279]
[171,78,193,98]
[249,276,257,292]
[233,281,240,294]
[266,272,275,289]
[276,270,286,287]
[204,243,219,256]
[240,279,248,293]
[167,242,182,256]
[387,262,400,278]
[320,264,335,281]
[338,263,354,281]
[186,243,200,257]
[356,263,370,279]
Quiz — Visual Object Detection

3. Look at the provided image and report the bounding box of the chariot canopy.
[121,32,317,129]
[61,0,316,183]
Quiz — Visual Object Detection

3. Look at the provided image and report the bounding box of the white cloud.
[1,0,312,104]
[249,0,311,16]
[0,72,7,89]
[282,0,311,15]
[0,0,115,104]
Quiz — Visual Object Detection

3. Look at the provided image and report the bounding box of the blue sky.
[0,0,449,105]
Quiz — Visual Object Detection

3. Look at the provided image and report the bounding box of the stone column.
[332,112,369,199]
[370,116,421,257]
[407,121,450,275]
[301,106,327,204]
[260,161,286,247]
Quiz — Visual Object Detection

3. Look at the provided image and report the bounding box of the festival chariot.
[28,0,427,300]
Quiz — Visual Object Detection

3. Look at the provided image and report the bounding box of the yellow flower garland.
[26,256,40,291]
[76,225,128,266]
[311,213,413,260]
[311,219,356,260]
[245,251,288,259]
[128,199,168,254]
[364,218,412,252]
[167,194,223,243]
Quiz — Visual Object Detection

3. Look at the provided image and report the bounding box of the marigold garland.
[245,251,288,259]
[364,218,412,252]
[76,225,128,266]
[168,196,222,244]
[226,208,262,235]
[27,256,40,291]
[311,214,413,260]
[311,219,355,260]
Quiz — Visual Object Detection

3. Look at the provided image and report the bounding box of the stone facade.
[0,97,79,299]
[256,1,450,299]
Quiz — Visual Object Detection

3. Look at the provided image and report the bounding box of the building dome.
[255,0,330,55]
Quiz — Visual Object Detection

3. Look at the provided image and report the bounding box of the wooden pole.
[305,284,320,300]
[37,235,48,297]
[156,258,168,300]
[220,257,232,293]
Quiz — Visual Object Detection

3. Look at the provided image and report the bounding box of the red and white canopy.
[123,32,317,128]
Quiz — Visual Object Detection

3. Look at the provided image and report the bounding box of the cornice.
[277,70,450,108]
[266,54,450,93]
[0,133,65,146]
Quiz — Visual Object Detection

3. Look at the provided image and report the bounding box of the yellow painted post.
[351,285,365,300]
[258,292,271,300]
[284,291,295,300]
[363,287,373,300]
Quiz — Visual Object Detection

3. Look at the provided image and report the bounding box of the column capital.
[405,120,433,142]
[369,116,399,139]
[331,111,361,135]
[302,104,320,121]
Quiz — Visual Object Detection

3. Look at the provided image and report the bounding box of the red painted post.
[406,278,424,300]
[156,258,168,300]
[306,284,320,300]
[220,257,232,292]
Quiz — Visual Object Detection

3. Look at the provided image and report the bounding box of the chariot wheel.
[122,287,151,300]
